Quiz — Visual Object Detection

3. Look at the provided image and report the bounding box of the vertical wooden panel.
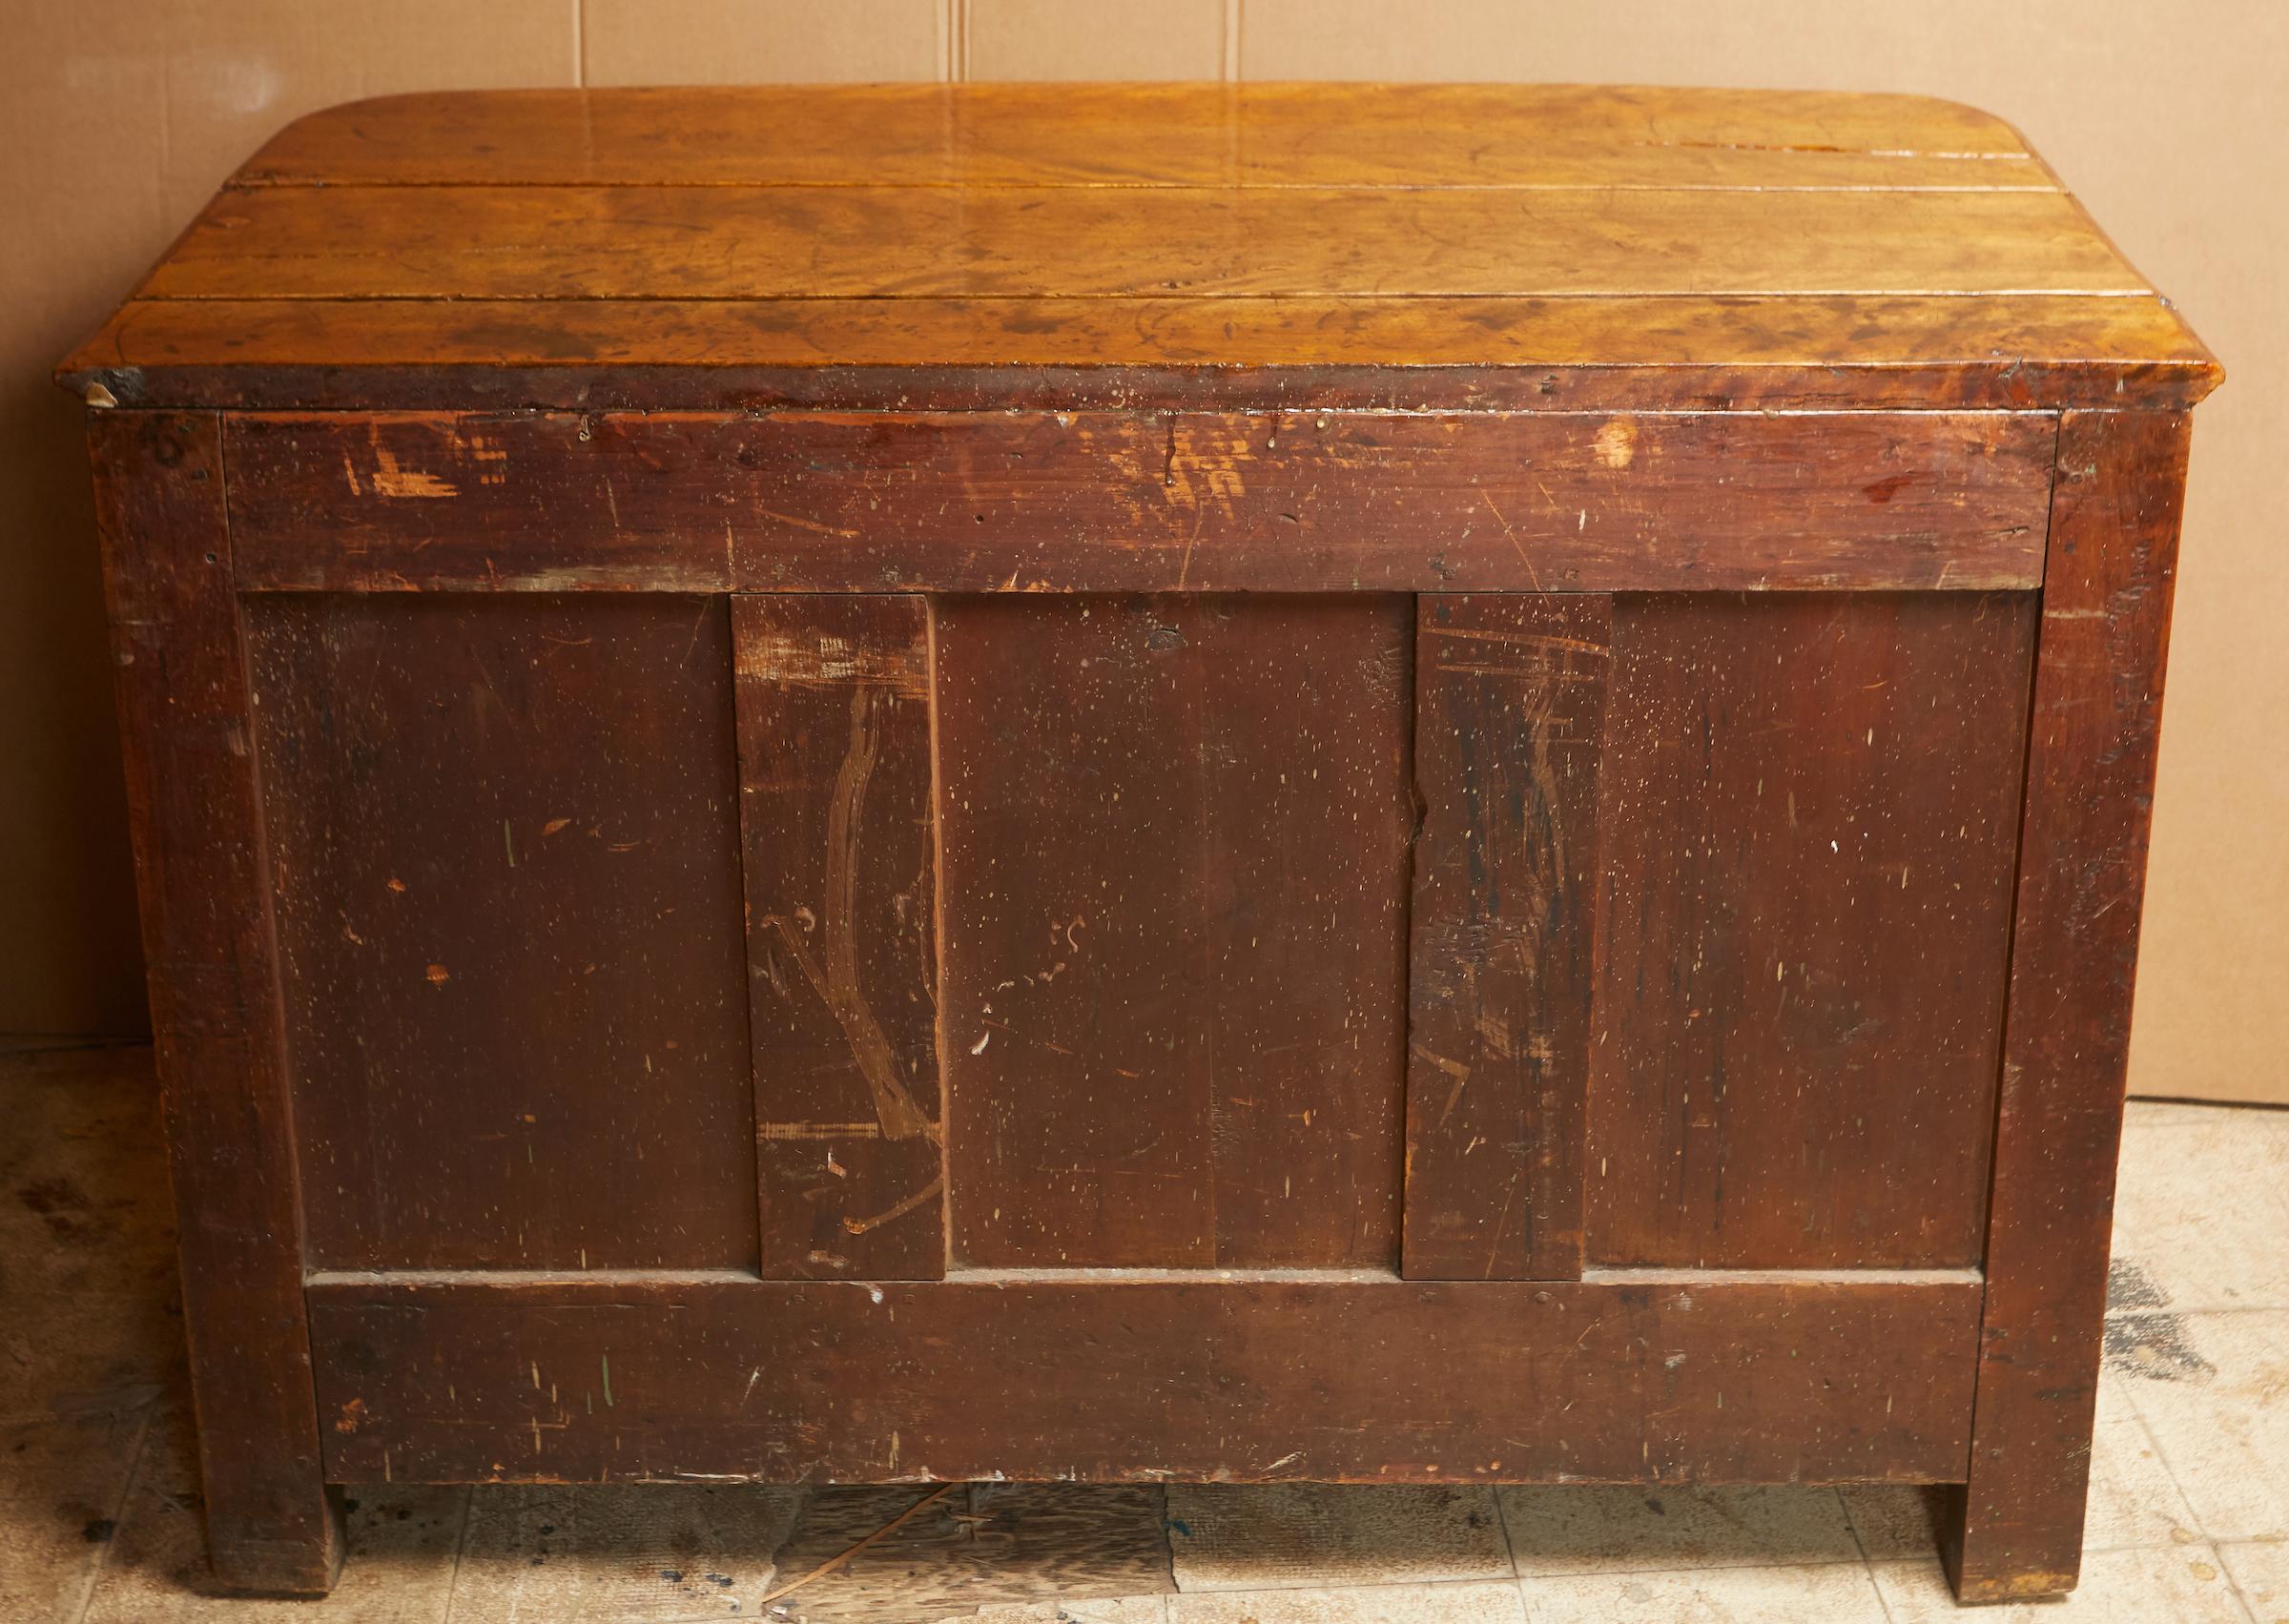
[249,595,755,1272]
[1945,413,2191,1603]
[88,411,341,1593]
[1585,592,2037,1270]
[937,595,1413,1270]
[1403,594,1610,1281]
[732,595,946,1280]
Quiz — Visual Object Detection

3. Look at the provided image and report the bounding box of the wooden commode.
[58,84,2219,1604]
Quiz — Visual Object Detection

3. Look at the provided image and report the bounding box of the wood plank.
[304,1271,1984,1487]
[60,83,2215,423]
[57,293,2216,421]
[220,415,733,592]
[237,84,2044,191]
[245,595,756,1271]
[1404,595,1610,1281]
[61,293,2221,415]
[1585,592,2038,1270]
[732,596,945,1281]
[222,411,2056,596]
[1943,411,2192,1603]
[85,411,341,1592]
[144,186,2140,303]
[934,596,1414,1269]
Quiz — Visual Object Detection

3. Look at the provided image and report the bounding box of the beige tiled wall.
[583,0,941,85]
[966,0,1232,81]
[7,2,2283,1104]
[0,0,579,1038]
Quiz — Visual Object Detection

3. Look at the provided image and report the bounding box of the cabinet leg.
[1938,1478,2085,1604]
[203,1481,346,1595]
[1939,412,2192,1605]
[90,412,347,1598]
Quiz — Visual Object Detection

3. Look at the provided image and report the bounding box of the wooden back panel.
[1403,591,2035,1278]
[248,595,756,1271]
[1584,593,2036,1269]
[213,385,2046,1284]
[935,595,1415,1270]
[247,577,2034,1282]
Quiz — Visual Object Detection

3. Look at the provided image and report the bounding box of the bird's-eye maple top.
[59,82,2218,412]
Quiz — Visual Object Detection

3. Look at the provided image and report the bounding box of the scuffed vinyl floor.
[3,1042,2284,1623]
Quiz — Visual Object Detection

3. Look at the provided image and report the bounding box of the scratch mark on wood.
[756,507,863,540]
[1475,489,1543,592]
[737,629,928,697]
[841,1177,945,1236]
[760,686,937,1143]
[760,1121,886,1141]
[363,437,456,500]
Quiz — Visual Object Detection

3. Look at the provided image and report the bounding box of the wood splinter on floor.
[755,1482,959,1609]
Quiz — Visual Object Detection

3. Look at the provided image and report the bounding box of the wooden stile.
[1944,412,2194,1601]
[734,595,948,1280]
[87,413,342,1593]
[1404,594,1611,1281]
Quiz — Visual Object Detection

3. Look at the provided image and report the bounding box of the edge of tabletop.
[50,315,2227,416]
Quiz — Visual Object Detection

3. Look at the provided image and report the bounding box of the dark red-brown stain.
[935,595,1414,1270]
[69,84,2213,1605]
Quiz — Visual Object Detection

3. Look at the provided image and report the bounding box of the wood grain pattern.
[1404,595,1610,1282]
[934,596,1414,1269]
[305,1270,1985,1488]
[1584,593,2037,1270]
[733,596,945,1281]
[220,411,2056,596]
[86,412,342,1593]
[1943,412,2192,1603]
[222,415,735,593]
[247,595,756,1271]
[58,85,2217,417]
[145,185,2139,303]
[237,84,2046,190]
[62,293,2218,414]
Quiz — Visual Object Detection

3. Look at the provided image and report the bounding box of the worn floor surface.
[1,1042,2282,1622]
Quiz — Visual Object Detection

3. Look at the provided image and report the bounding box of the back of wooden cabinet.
[72,79,2211,1594]
[244,587,2034,1285]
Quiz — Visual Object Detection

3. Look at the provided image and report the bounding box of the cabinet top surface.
[61,83,2217,413]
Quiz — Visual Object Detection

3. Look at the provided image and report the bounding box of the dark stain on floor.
[2103,1257,2217,1384]
[2107,1257,2171,1312]
[18,1175,100,1242]
[2104,1313,2217,1385]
